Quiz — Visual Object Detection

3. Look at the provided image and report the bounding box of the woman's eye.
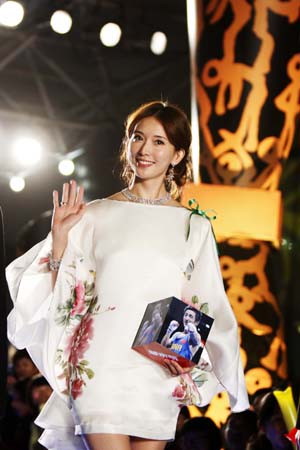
[155,139,164,145]
[132,134,142,142]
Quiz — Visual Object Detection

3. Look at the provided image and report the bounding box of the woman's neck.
[130,180,168,200]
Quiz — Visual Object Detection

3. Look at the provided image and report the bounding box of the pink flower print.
[70,378,84,399]
[172,383,186,400]
[68,314,94,366]
[38,256,50,265]
[71,281,86,317]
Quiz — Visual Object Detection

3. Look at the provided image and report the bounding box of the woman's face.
[127,116,184,185]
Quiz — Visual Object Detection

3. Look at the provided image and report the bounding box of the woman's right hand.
[51,180,86,252]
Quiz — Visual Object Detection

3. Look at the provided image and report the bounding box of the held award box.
[132,296,214,368]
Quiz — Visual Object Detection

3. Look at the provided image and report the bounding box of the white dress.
[6,199,249,450]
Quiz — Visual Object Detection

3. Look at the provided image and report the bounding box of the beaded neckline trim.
[121,188,171,205]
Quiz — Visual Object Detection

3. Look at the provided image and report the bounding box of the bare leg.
[84,434,131,450]
[131,437,167,450]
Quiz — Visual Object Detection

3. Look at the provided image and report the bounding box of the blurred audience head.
[29,376,52,409]
[254,391,293,450]
[246,433,272,450]
[223,409,258,450]
[12,350,39,381]
[177,416,222,450]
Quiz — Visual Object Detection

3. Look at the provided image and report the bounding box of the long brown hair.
[120,100,192,197]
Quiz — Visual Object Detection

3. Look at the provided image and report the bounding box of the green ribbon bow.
[186,198,219,254]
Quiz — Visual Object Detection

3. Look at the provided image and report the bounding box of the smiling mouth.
[136,159,155,166]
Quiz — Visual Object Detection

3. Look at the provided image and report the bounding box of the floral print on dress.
[55,265,98,327]
[171,366,209,407]
[54,260,115,400]
[172,372,203,406]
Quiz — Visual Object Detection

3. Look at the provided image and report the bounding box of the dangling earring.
[165,163,175,191]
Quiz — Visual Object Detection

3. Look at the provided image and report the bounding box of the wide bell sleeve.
[181,215,249,412]
[6,208,97,397]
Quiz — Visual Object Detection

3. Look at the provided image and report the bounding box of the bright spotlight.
[58,159,75,176]
[0,1,24,27]
[10,176,25,192]
[150,31,167,55]
[13,137,42,166]
[99,23,122,47]
[50,10,72,34]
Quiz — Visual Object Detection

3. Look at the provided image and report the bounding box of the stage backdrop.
[184,0,300,424]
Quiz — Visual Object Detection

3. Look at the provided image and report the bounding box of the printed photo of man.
[161,306,203,360]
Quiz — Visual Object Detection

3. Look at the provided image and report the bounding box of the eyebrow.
[134,130,167,140]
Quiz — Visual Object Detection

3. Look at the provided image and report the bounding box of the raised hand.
[51,180,86,257]
[167,320,179,334]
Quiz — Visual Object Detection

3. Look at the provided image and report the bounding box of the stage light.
[50,10,72,34]
[99,23,122,47]
[58,159,75,176]
[0,1,24,27]
[150,31,167,55]
[13,137,42,166]
[10,176,25,192]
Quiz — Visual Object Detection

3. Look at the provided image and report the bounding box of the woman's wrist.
[51,238,68,259]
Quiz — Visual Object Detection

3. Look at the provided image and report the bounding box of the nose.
[137,139,151,155]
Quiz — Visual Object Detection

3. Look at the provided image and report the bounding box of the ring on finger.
[60,201,68,206]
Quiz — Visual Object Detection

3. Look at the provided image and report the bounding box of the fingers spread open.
[53,190,59,209]
[68,180,77,206]
[61,182,70,204]
[76,185,84,207]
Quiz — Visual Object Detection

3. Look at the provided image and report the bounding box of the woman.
[6,101,249,450]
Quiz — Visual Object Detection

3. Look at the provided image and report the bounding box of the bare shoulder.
[106,191,125,201]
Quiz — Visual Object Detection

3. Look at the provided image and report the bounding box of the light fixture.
[58,159,75,176]
[0,1,24,27]
[50,10,72,34]
[13,137,42,166]
[150,31,167,55]
[99,22,122,47]
[9,176,25,192]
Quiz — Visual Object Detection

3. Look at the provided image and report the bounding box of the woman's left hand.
[163,359,192,376]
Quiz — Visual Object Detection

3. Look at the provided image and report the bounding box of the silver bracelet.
[49,253,62,271]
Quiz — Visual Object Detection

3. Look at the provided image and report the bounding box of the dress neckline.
[102,198,188,210]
